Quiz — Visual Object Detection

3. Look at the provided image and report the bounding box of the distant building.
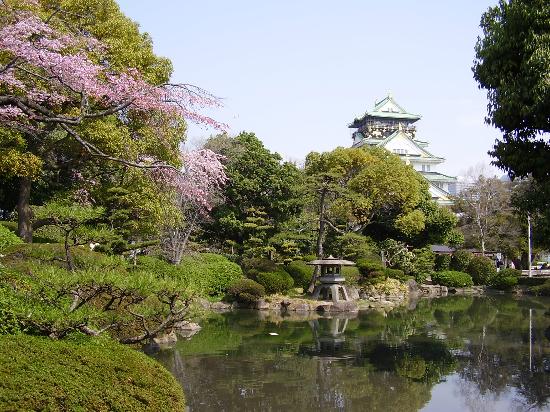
[349,94,457,205]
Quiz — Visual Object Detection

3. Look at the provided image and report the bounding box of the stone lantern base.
[312,284,349,303]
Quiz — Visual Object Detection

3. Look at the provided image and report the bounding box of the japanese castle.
[349,94,457,205]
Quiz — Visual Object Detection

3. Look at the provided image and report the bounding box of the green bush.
[195,253,244,296]
[356,258,384,276]
[528,279,550,296]
[140,253,243,296]
[489,268,521,290]
[330,233,378,261]
[434,254,451,271]
[384,268,409,282]
[0,334,185,411]
[361,270,387,285]
[1,245,198,341]
[283,260,312,290]
[226,279,266,304]
[450,250,473,272]
[410,247,435,284]
[256,270,294,294]
[431,271,474,287]
[342,265,361,285]
[241,257,277,275]
[0,225,22,253]
[467,256,497,285]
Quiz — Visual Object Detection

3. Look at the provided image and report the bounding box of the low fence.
[520,269,550,278]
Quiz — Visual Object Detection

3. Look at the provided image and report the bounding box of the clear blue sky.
[116,0,501,177]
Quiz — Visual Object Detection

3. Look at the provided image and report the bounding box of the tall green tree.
[473,0,550,180]
[202,132,303,253]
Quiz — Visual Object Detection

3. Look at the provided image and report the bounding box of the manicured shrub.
[283,260,312,290]
[198,253,244,295]
[489,268,521,290]
[256,271,294,294]
[499,268,521,278]
[226,279,266,304]
[528,279,550,296]
[241,257,277,275]
[450,250,473,272]
[384,268,409,282]
[0,225,22,253]
[410,247,435,285]
[431,271,474,287]
[434,254,451,271]
[356,258,384,276]
[0,334,185,411]
[467,256,497,285]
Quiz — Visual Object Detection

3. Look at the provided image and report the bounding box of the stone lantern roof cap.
[307,255,356,266]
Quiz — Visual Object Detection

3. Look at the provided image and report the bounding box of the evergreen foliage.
[226,279,266,304]
[434,254,451,272]
[450,250,473,272]
[466,256,497,285]
[256,271,294,295]
[0,225,22,252]
[0,334,185,411]
[431,271,474,288]
[489,268,521,290]
[283,260,312,290]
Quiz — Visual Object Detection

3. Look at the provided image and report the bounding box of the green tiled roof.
[350,94,421,127]
[420,171,457,182]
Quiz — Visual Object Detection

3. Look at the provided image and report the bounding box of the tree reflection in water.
[151,296,550,411]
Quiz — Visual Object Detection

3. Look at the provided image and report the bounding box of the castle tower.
[349,94,456,205]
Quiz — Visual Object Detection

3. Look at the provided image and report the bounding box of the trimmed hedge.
[450,250,473,272]
[241,258,277,275]
[0,225,22,253]
[431,271,474,287]
[467,256,497,285]
[138,253,243,296]
[227,279,265,304]
[256,271,294,294]
[0,334,185,411]
[283,260,312,290]
[489,268,521,290]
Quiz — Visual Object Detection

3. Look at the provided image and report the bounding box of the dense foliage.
[467,256,497,286]
[283,260,312,290]
[474,0,550,181]
[0,224,22,252]
[450,250,473,272]
[256,271,294,295]
[431,271,474,288]
[0,334,185,411]
[489,268,520,290]
[226,279,266,304]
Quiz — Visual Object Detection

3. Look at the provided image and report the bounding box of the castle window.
[422,164,431,171]
[393,149,408,155]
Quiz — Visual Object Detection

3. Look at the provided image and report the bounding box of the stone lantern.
[307,255,355,303]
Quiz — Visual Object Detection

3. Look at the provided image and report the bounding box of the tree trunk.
[17,177,33,243]
[308,190,327,294]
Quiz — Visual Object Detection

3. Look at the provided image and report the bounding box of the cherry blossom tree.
[0,1,227,241]
[161,149,227,264]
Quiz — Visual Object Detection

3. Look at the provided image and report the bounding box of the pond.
[150,296,550,411]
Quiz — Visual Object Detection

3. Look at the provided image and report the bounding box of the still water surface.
[151,296,550,411]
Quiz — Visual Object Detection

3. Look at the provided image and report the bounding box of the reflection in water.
[151,296,550,412]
